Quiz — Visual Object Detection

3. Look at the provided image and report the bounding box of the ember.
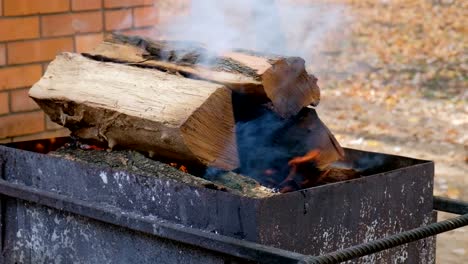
[278,149,324,193]
[169,162,189,173]
[289,149,320,166]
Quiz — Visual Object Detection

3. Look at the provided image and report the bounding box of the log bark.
[85,34,320,118]
[29,52,239,170]
[49,146,274,198]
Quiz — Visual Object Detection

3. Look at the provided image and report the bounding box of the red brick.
[0,65,42,91]
[8,38,74,65]
[122,27,158,38]
[0,17,40,42]
[72,0,103,11]
[10,88,39,112]
[158,0,191,25]
[11,128,70,142]
[4,0,69,16]
[0,44,5,66]
[105,9,132,30]
[0,111,45,138]
[104,0,146,8]
[42,11,103,37]
[75,33,104,53]
[133,7,158,27]
[0,92,8,115]
[0,0,3,16]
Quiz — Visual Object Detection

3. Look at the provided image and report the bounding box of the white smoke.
[155,0,351,183]
[158,0,348,60]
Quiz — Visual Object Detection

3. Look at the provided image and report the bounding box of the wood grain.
[29,52,239,170]
[87,34,320,117]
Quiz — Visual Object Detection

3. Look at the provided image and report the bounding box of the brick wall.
[0,0,163,143]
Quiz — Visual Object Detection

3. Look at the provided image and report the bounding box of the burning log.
[48,145,274,198]
[28,36,350,193]
[283,107,345,169]
[234,101,347,192]
[276,108,348,192]
[86,34,320,118]
[29,52,239,170]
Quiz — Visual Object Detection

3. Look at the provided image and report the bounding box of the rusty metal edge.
[433,196,468,215]
[0,140,465,263]
[0,178,467,264]
[0,179,305,264]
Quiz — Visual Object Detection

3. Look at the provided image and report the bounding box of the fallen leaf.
[446,187,460,199]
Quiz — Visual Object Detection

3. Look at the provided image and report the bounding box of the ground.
[306,0,467,263]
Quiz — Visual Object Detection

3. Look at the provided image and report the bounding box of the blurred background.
[0,0,466,263]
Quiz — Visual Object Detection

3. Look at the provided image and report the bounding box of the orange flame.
[80,144,105,151]
[169,162,188,173]
[277,149,323,193]
[179,165,188,173]
[288,149,320,167]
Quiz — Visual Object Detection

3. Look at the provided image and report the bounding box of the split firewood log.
[49,146,275,198]
[232,98,346,191]
[86,34,320,118]
[29,52,239,170]
[276,107,348,192]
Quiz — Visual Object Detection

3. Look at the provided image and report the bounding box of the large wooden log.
[49,147,275,198]
[86,34,320,118]
[29,52,239,170]
[233,96,345,191]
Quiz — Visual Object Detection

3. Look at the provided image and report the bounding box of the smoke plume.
[158,0,348,60]
[156,0,351,188]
